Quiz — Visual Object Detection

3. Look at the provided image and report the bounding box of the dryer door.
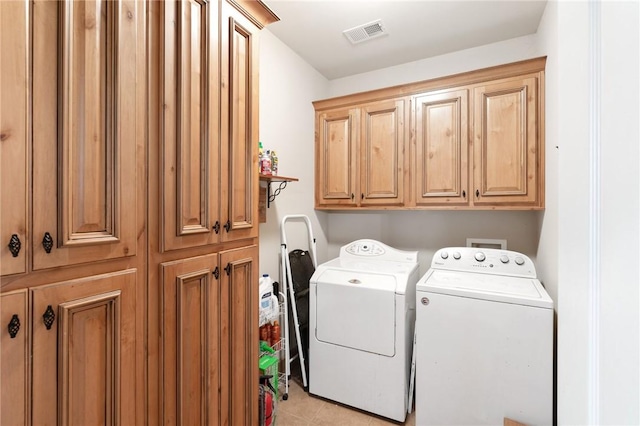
[314,269,397,356]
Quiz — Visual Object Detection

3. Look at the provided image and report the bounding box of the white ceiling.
[263,0,548,80]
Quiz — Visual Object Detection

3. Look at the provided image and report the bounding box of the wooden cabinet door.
[160,0,221,251]
[220,2,259,242]
[359,99,405,206]
[219,245,259,425]
[1,290,30,425]
[472,76,540,206]
[31,0,142,270]
[160,254,220,425]
[0,0,29,276]
[414,89,469,206]
[31,269,136,425]
[315,107,358,207]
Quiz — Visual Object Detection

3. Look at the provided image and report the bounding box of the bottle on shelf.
[270,150,278,176]
[260,150,272,175]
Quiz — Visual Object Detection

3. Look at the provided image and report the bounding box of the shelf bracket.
[267,181,288,207]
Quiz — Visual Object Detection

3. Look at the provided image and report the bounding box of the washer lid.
[418,270,553,309]
[314,269,396,356]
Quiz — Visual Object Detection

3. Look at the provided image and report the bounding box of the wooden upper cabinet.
[31,0,143,269]
[472,75,541,206]
[0,0,29,276]
[1,290,30,425]
[360,99,405,206]
[160,0,220,251]
[315,107,358,206]
[314,57,545,210]
[31,269,136,425]
[220,1,260,242]
[414,89,469,206]
[315,99,406,208]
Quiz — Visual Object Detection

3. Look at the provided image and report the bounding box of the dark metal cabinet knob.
[42,232,54,253]
[224,263,231,276]
[8,314,20,338]
[43,305,55,330]
[213,221,220,234]
[8,234,21,257]
[213,266,220,279]
[223,220,231,233]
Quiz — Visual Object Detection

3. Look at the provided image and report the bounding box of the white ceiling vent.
[343,20,387,45]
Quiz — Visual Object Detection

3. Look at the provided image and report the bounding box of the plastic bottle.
[271,320,281,345]
[258,141,264,173]
[259,274,274,312]
[270,150,278,176]
[261,150,272,175]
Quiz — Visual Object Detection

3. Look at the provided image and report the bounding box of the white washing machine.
[309,240,419,422]
[415,247,554,425]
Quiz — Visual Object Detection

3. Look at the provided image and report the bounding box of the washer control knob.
[514,256,525,266]
[440,251,449,259]
[500,255,509,264]
[474,252,486,262]
[453,251,461,260]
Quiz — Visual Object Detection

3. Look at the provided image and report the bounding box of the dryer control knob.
[500,255,509,264]
[514,256,525,266]
[440,251,449,259]
[453,252,461,260]
[474,252,486,262]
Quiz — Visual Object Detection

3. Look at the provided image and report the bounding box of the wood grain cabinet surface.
[315,99,407,208]
[1,1,146,424]
[147,1,277,424]
[315,57,546,210]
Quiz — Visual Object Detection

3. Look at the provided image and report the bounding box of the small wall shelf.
[259,174,299,222]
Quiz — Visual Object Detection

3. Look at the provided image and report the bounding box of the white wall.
[258,30,330,283]
[553,1,640,424]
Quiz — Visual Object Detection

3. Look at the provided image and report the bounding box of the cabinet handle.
[8,234,21,257]
[223,220,231,233]
[361,193,364,200]
[213,266,220,279]
[224,263,231,276]
[475,189,480,198]
[462,190,466,199]
[43,305,55,330]
[351,193,354,201]
[213,221,220,234]
[8,314,20,338]
[42,232,54,253]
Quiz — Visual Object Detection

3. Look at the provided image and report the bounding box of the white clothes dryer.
[309,240,419,422]
[415,247,553,425]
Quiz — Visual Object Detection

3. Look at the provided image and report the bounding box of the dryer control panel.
[340,239,418,263]
[431,247,536,278]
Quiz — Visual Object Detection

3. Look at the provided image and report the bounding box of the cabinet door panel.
[220,4,258,241]
[315,108,358,206]
[31,269,136,425]
[473,77,539,205]
[414,90,468,205]
[220,245,258,426]
[32,0,140,269]
[160,254,219,425]
[1,290,30,425]
[0,0,29,276]
[161,0,220,251]
[360,99,405,206]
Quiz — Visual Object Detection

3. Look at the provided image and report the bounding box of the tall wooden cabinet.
[315,99,407,208]
[148,1,276,424]
[1,0,146,425]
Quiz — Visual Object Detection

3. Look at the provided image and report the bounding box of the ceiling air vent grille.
[343,20,387,45]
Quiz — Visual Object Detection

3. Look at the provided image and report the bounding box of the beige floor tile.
[278,380,327,421]
[310,401,375,425]
[275,409,311,426]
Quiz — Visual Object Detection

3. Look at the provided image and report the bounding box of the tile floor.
[274,378,416,426]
